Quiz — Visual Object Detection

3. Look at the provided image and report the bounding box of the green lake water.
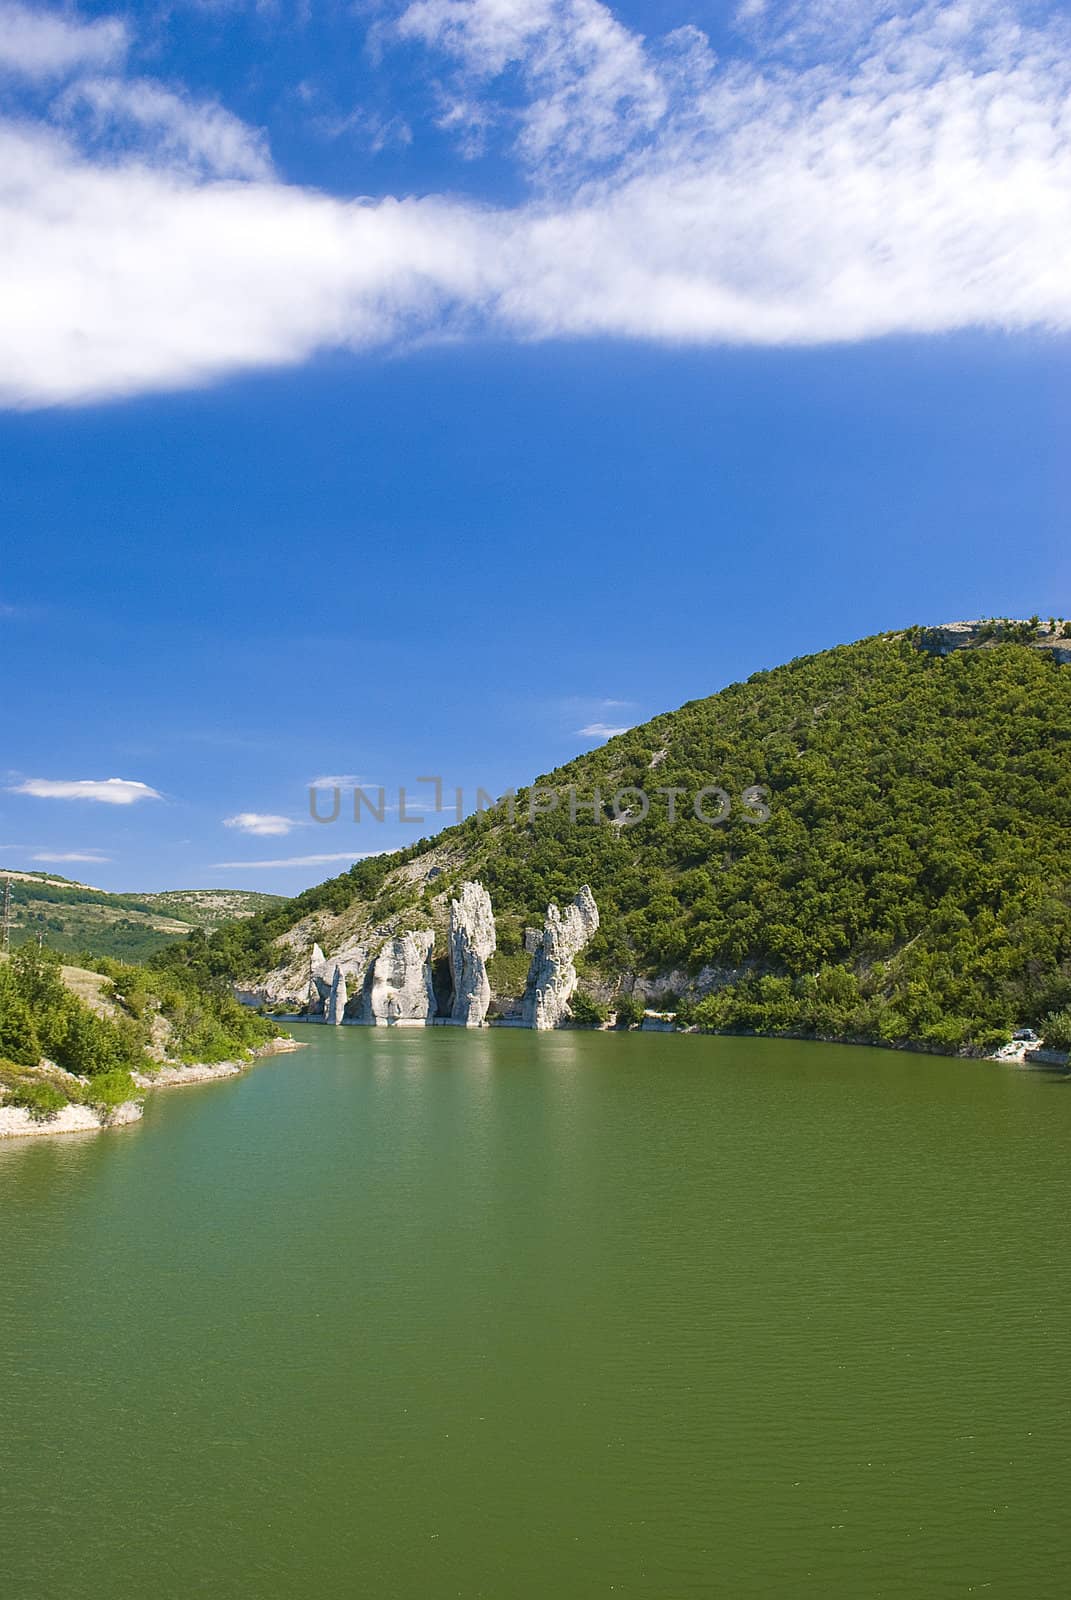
[2,1026,1069,1598]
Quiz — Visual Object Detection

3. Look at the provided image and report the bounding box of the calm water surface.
[2,1027,1069,1598]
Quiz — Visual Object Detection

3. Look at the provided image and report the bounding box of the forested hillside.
[184,628,1071,1052]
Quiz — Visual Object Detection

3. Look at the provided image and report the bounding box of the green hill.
[0,873,283,964]
[182,623,1071,1053]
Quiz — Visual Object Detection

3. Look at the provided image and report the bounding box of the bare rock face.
[305,943,333,1016]
[364,930,436,1024]
[521,885,600,1030]
[917,619,1071,663]
[448,881,496,1026]
[237,934,372,1015]
[326,965,347,1025]
[307,939,374,1018]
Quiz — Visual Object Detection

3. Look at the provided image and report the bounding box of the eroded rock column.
[448,881,496,1026]
[521,885,599,1030]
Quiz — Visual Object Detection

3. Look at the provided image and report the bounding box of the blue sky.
[0,0,1067,894]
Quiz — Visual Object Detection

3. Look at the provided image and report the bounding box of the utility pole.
[1,876,11,954]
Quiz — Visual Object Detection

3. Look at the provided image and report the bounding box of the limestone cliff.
[364,930,436,1024]
[326,965,347,1025]
[521,885,599,1030]
[448,881,496,1026]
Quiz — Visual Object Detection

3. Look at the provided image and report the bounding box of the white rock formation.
[304,942,333,1015]
[521,885,600,1030]
[448,881,496,1026]
[326,965,348,1025]
[364,930,436,1024]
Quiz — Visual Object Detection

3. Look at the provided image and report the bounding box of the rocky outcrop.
[917,619,1071,664]
[326,965,347,1025]
[521,885,600,1030]
[364,930,436,1024]
[306,943,333,1015]
[448,881,496,1026]
[242,935,374,1016]
[0,1099,143,1139]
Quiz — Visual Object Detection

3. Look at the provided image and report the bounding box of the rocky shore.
[130,1035,305,1090]
[0,1037,305,1141]
[0,1097,144,1141]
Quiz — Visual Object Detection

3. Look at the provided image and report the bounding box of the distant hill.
[180,621,1071,1053]
[0,872,283,964]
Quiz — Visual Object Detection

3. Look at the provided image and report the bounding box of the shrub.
[54,1006,131,1077]
[1041,1008,1071,1053]
[569,991,607,1026]
[674,996,696,1028]
[84,1070,140,1123]
[7,1078,68,1123]
[613,992,645,1028]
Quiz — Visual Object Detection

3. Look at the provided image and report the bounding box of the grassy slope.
[196,631,1071,1051]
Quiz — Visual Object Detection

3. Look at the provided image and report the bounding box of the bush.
[84,1070,140,1123]
[7,1078,68,1123]
[569,990,608,1026]
[53,1006,140,1077]
[613,992,645,1028]
[674,996,696,1028]
[1041,1008,1071,1052]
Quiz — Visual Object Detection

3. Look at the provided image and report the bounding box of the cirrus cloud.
[211,852,380,869]
[32,849,111,862]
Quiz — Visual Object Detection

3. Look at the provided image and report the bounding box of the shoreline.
[5,1024,1062,1143]
[130,1034,305,1090]
[0,1036,306,1141]
[280,1012,1069,1068]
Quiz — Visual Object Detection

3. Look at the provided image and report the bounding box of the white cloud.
[32,849,111,862]
[57,76,273,180]
[8,777,163,804]
[1,1,1071,406]
[223,811,296,835]
[308,774,364,788]
[212,852,379,869]
[0,2,126,81]
[577,721,631,738]
[0,122,492,405]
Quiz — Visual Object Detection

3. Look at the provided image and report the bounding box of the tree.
[613,992,645,1028]
[1040,1008,1071,1052]
[569,991,607,1026]
[0,966,41,1065]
